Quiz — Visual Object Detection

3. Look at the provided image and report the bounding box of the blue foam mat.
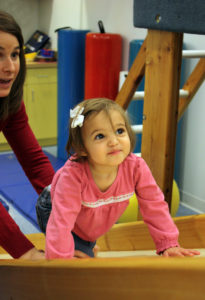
[0,151,65,229]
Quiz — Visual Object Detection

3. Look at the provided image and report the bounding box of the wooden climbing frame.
[116,29,205,208]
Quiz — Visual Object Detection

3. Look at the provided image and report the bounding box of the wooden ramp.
[0,214,205,300]
[1,255,205,300]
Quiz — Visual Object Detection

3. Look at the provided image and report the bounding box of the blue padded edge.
[0,151,65,228]
[133,0,205,34]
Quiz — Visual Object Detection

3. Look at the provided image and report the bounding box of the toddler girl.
[37,98,200,259]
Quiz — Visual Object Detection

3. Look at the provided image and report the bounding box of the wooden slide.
[0,214,205,299]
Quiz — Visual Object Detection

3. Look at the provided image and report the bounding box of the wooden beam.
[0,215,205,299]
[115,39,146,109]
[1,215,204,254]
[97,214,205,251]
[1,256,205,300]
[141,29,183,207]
[178,58,205,120]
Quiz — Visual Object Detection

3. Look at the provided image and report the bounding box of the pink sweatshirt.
[46,153,179,259]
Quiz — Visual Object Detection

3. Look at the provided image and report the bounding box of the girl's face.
[0,31,20,98]
[81,109,131,170]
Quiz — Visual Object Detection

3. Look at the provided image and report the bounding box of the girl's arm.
[136,158,180,254]
[45,165,82,259]
[136,158,200,257]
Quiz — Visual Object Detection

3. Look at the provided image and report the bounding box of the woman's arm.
[1,102,55,258]
[0,202,34,258]
[3,102,55,194]
[0,203,44,259]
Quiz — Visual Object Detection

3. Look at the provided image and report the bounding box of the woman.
[0,10,55,259]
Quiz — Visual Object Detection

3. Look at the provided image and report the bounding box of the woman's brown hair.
[66,98,136,161]
[0,10,26,120]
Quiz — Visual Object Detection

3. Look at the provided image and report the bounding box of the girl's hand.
[162,247,200,257]
[19,247,45,260]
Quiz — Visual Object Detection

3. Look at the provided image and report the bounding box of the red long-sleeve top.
[0,102,55,258]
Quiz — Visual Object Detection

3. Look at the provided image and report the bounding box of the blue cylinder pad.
[128,40,144,153]
[57,29,90,160]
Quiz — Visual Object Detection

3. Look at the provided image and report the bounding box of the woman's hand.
[162,247,200,257]
[19,247,45,260]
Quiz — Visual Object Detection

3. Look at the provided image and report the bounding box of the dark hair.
[0,10,26,120]
[66,98,136,161]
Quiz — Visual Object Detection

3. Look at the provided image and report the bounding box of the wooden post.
[141,30,183,207]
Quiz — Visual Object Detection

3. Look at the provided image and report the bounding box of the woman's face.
[0,31,20,98]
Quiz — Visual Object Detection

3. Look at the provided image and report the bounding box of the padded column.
[84,32,122,100]
[57,29,89,160]
[128,40,145,153]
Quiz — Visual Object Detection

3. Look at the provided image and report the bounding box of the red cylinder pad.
[84,33,122,100]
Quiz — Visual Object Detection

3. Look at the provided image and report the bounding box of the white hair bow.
[70,106,84,128]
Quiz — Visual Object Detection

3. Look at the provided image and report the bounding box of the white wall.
[39,0,82,50]
[178,40,205,212]
[0,0,39,42]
